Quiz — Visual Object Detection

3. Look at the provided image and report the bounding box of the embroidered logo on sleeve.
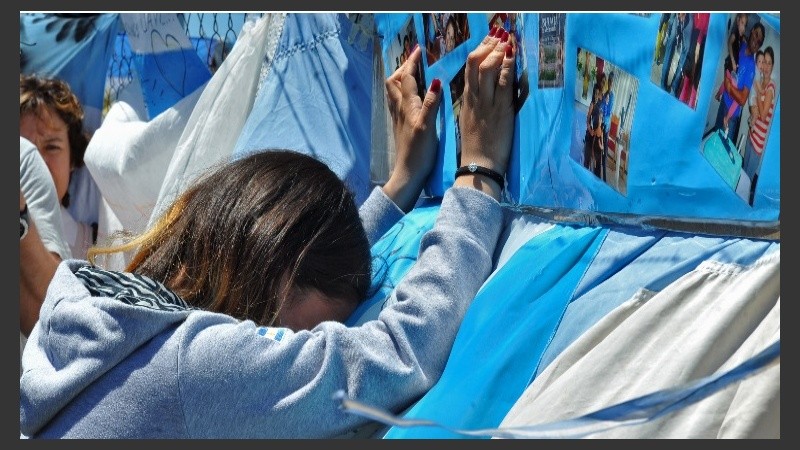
[257,327,286,342]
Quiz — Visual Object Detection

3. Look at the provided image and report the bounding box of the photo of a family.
[650,13,710,110]
[572,48,639,196]
[387,16,426,100]
[423,13,470,66]
[700,13,779,206]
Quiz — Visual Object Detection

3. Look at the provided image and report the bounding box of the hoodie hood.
[20,260,194,436]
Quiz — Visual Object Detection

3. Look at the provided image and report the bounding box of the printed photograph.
[538,13,565,89]
[571,48,639,196]
[650,13,710,110]
[422,13,470,66]
[450,62,467,168]
[487,13,529,112]
[386,16,426,100]
[700,13,779,206]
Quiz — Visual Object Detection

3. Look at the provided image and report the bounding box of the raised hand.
[455,26,516,200]
[383,45,443,212]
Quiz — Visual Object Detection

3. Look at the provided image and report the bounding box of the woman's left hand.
[382,45,443,212]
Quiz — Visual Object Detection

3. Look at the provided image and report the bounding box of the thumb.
[420,78,442,128]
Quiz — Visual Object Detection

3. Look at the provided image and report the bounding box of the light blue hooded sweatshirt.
[20,186,503,438]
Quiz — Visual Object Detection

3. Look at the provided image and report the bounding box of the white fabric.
[20,137,71,260]
[490,211,555,276]
[149,14,279,226]
[59,206,93,261]
[83,85,204,269]
[499,250,780,438]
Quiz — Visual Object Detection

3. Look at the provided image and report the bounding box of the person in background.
[716,16,751,127]
[584,83,603,174]
[743,46,775,204]
[21,35,517,438]
[746,50,765,129]
[714,22,764,143]
[715,13,749,104]
[20,74,95,260]
[600,71,614,182]
[669,13,693,96]
[444,15,458,53]
[660,13,689,92]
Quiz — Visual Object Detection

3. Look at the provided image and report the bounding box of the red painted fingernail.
[489,26,497,37]
[430,78,441,93]
[498,27,506,36]
[501,31,509,43]
[505,44,513,58]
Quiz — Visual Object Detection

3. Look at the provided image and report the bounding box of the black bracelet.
[20,204,29,241]
[455,162,505,189]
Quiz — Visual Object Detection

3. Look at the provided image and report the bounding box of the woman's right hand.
[455,27,516,200]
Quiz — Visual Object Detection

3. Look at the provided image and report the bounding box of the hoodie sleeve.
[178,186,503,438]
[358,186,405,246]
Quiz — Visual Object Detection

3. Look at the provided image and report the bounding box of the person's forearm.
[358,186,405,246]
[20,219,61,336]
[727,83,749,106]
[454,174,502,201]
[382,167,426,213]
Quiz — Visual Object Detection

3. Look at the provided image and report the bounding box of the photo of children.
[386,16,426,100]
[571,48,639,196]
[487,13,529,112]
[700,13,779,206]
[450,62,466,168]
[650,13,710,109]
[423,13,470,66]
[538,13,565,89]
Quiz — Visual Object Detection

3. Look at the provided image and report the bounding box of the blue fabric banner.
[20,13,121,128]
[374,13,780,226]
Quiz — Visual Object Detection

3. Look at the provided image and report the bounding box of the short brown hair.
[20,74,89,172]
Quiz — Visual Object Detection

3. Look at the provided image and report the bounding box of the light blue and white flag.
[120,13,211,120]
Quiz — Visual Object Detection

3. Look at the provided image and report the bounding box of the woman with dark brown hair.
[21,34,517,438]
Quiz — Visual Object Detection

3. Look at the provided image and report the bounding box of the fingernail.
[489,26,497,37]
[505,44,513,58]
[501,31,509,43]
[412,43,419,52]
[430,78,441,93]
[498,27,506,37]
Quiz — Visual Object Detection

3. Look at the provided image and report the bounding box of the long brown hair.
[89,150,372,326]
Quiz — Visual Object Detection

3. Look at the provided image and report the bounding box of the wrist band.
[455,162,505,189]
[20,204,29,241]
